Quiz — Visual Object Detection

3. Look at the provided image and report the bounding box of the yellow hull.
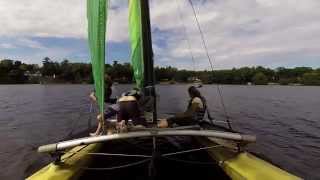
[199,138,302,180]
[27,143,101,180]
[28,138,301,180]
[221,152,300,180]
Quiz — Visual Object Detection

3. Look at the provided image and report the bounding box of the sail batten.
[87,0,108,113]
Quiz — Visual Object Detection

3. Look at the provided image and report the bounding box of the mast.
[140,0,157,123]
[129,0,157,122]
[140,0,153,87]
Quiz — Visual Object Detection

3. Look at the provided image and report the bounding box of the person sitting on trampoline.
[92,88,147,135]
[158,86,207,128]
[116,89,147,131]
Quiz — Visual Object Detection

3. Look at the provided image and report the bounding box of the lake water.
[0,84,319,179]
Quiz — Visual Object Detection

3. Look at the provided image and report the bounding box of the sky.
[0,0,319,70]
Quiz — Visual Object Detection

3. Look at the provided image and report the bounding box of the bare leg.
[116,120,127,132]
[90,114,102,136]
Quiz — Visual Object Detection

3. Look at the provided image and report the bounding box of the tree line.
[1,57,320,85]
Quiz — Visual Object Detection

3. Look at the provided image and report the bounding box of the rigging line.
[87,103,93,132]
[162,145,222,157]
[81,158,151,171]
[87,152,152,158]
[163,156,217,165]
[65,100,95,141]
[174,0,196,72]
[187,0,233,130]
[65,104,86,139]
[67,100,95,139]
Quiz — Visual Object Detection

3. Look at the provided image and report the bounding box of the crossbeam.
[38,129,256,153]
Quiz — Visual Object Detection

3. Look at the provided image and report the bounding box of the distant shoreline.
[0,82,319,86]
[1,59,320,86]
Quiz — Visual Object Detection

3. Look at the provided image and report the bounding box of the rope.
[65,110,83,139]
[175,0,215,126]
[87,152,152,158]
[200,95,215,125]
[66,102,94,139]
[174,0,196,72]
[87,103,93,132]
[123,138,167,151]
[81,158,151,171]
[163,156,217,165]
[162,145,222,157]
[187,0,233,130]
[59,136,223,171]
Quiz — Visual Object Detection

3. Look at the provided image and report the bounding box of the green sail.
[87,0,108,113]
[129,0,144,89]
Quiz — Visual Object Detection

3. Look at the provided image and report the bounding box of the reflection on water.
[0,84,319,179]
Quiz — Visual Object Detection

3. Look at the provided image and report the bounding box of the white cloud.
[107,1,129,42]
[148,0,320,69]
[17,38,45,49]
[0,0,128,42]
[0,0,85,38]
[0,43,16,49]
[0,0,319,68]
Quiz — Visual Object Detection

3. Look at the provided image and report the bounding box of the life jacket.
[188,97,206,122]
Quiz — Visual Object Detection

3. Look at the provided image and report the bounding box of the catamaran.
[27,0,301,179]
